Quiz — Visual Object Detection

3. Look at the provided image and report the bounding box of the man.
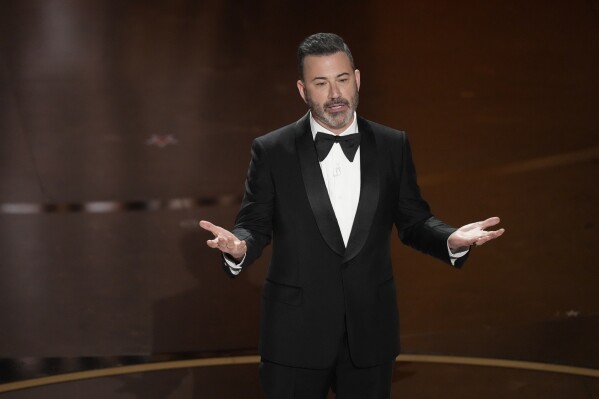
[200,33,504,399]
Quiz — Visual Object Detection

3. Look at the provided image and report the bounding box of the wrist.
[449,245,469,254]
[225,252,245,263]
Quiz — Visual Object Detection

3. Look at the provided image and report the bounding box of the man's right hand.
[199,220,247,261]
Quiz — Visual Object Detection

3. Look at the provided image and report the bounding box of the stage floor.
[1,356,599,398]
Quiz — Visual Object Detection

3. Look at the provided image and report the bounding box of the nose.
[328,82,340,99]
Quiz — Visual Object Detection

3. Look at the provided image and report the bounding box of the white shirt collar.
[310,112,358,140]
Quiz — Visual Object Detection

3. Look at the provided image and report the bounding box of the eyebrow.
[312,72,350,82]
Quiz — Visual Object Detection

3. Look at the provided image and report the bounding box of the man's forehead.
[303,53,354,77]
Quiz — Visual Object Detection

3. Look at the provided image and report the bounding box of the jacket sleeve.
[222,138,274,276]
[393,133,469,267]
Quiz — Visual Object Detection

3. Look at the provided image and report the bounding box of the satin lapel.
[295,115,346,256]
[343,117,380,263]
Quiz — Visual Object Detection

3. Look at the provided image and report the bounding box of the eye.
[315,81,327,87]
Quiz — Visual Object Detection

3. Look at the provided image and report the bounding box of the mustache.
[324,98,350,108]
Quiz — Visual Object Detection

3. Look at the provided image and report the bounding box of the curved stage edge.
[1,354,598,394]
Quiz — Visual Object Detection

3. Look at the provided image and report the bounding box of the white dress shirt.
[310,113,361,246]
[225,112,467,274]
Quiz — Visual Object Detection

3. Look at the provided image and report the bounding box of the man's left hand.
[448,216,505,253]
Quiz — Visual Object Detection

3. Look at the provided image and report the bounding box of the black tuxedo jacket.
[225,113,468,369]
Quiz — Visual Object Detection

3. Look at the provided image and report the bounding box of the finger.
[476,236,494,246]
[199,220,214,230]
[216,235,230,249]
[219,235,241,253]
[225,238,235,250]
[478,217,501,230]
[199,220,223,236]
[472,233,490,246]
[472,234,492,246]
[211,236,232,254]
[199,220,219,235]
[482,228,505,239]
[457,222,478,233]
[475,228,505,246]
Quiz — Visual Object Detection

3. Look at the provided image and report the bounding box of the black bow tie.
[314,132,361,162]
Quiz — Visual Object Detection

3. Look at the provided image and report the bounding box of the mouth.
[326,101,349,113]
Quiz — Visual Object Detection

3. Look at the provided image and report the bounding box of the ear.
[355,69,361,91]
[297,79,308,103]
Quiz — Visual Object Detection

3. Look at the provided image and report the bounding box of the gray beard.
[307,92,359,131]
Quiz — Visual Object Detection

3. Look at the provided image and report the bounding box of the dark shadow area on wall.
[114,230,263,398]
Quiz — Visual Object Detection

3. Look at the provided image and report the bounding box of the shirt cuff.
[223,253,246,275]
[447,241,469,266]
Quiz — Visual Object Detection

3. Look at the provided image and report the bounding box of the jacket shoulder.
[363,119,406,140]
[257,122,295,141]
[253,115,308,152]
[359,117,407,144]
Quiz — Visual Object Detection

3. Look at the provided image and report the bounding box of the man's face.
[297,52,361,134]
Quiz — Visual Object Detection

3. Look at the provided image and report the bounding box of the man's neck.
[309,112,358,139]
